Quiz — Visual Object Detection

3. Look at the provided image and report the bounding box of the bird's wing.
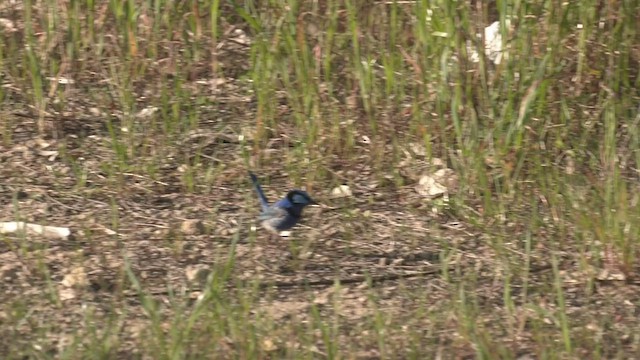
[248,171,270,211]
[258,205,288,222]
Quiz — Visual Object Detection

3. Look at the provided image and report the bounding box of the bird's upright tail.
[248,171,270,211]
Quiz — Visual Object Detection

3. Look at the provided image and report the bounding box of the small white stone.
[330,185,352,198]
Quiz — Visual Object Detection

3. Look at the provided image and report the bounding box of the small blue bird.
[249,171,317,235]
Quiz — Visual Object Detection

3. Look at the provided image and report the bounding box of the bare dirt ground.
[0,118,457,355]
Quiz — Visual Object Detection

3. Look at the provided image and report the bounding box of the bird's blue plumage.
[248,171,317,234]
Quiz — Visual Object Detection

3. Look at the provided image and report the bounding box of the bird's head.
[286,190,318,207]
